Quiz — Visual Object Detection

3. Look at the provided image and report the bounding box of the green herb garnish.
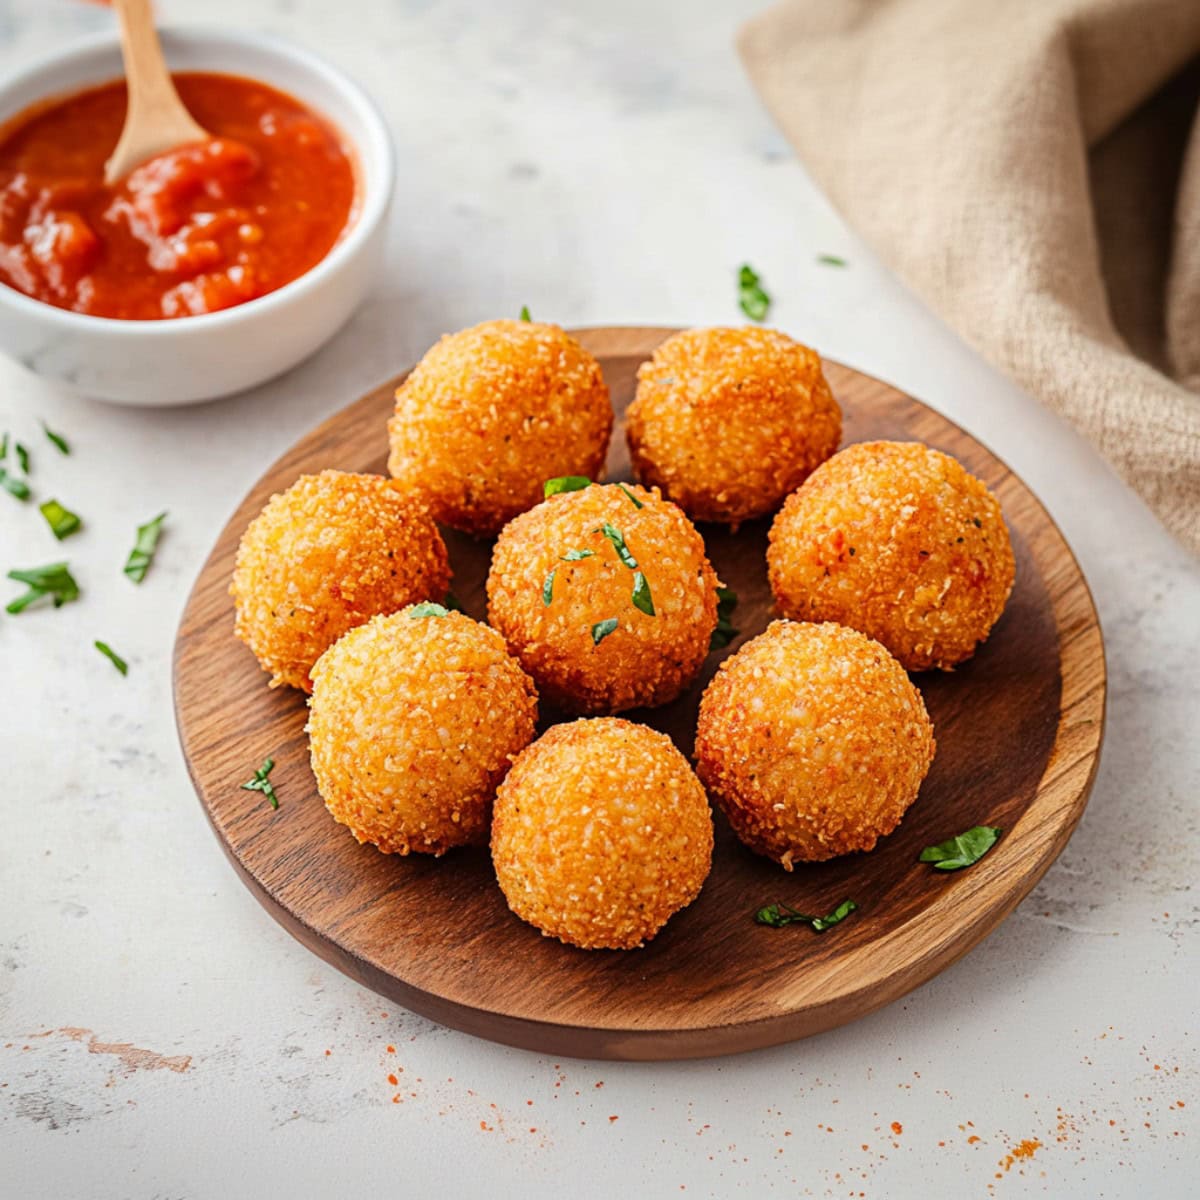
[591,618,619,645]
[95,640,128,675]
[542,568,556,606]
[40,499,81,541]
[0,432,6,459]
[124,511,166,583]
[43,422,69,455]
[0,469,30,501]
[599,522,638,569]
[738,263,771,323]
[617,483,643,509]
[544,476,591,498]
[443,591,462,612]
[560,549,595,562]
[409,601,451,618]
[6,562,80,614]
[817,254,847,268]
[919,826,1001,871]
[241,757,280,810]
[710,585,739,649]
[631,570,655,616]
[15,443,29,474]
[754,898,857,932]
[519,305,532,321]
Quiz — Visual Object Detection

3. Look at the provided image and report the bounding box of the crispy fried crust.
[230,470,450,691]
[767,441,1015,670]
[626,326,841,525]
[487,482,719,714]
[387,319,613,536]
[491,718,714,949]
[308,609,538,856]
[695,620,936,867]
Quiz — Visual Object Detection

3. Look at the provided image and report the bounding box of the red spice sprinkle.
[861,1144,869,1152]
[527,1100,534,1106]
[391,1095,399,1104]
[324,1049,331,1056]
[530,1127,537,1134]
[386,1045,395,1053]
[480,1121,493,1132]
[968,1136,981,1145]
[595,1081,604,1088]
[387,1074,398,1086]
[609,1115,619,1123]
[890,1122,903,1135]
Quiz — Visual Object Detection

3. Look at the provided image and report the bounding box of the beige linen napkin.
[740,0,1200,555]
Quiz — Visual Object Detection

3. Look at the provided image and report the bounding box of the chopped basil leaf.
[95,640,128,675]
[0,432,6,460]
[591,617,619,645]
[560,549,595,562]
[754,898,857,932]
[817,254,847,268]
[40,499,81,540]
[738,263,771,323]
[409,601,451,618]
[519,305,532,321]
[42,421,69,455]
[0,469,30,501]
[919,826,1001,871]
[240,756,280,810]
[631,570,655,616]
[15,443,29,474]
[617,483,644,509]
[542,568,556,606]
[710,585,739,649]
[599,522,638,569]
[124,511,166,583]
[6,561,80,613]
[544,475,591,498]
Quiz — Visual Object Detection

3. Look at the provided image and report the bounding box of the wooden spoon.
[104,0,209,184]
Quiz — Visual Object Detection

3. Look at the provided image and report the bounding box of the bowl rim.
[0,24,395,336]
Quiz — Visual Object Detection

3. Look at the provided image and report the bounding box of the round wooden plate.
[173,326,1105,1061]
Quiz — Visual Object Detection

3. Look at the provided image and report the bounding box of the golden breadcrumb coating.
[387,319,613,536]
[486,482,719,714]
[626,326,841,526]
[767,441,1015,670]
[695,620,935,867]
[491,718,714,949]
[231,470,450,691]
[308,608,538,856]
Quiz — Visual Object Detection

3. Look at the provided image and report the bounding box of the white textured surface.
[1,2,1196,1197]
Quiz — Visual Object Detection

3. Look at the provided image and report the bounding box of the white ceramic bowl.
[0,28,394,406]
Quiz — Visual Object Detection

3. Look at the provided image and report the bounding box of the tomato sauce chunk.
[0,73,357,319]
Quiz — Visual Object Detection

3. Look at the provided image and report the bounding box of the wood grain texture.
[173,326,1106,1060]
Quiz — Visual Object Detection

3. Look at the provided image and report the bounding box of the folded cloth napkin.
[740,0,1200,555]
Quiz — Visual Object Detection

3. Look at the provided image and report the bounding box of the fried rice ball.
[767,441,1016,671]
[308,607,538,856]
[626,326,841,526]
[487,482,719,714]
[387,319,613,536]
[695,621,936,867]
[491,718,714,949]
[231,470,451,691]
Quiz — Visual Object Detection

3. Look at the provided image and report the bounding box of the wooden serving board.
[173,327,1105,1060]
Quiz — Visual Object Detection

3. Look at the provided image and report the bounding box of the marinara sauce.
[0,73,357,319]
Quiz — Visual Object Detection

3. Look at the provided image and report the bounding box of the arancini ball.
[231,470,451,691]
[487,481,719,714]
[491,718,714,949]
[626,326,841,525]
[695,620,935,868]
[387,319,613,536]
[767,441,1015,671]
[308,606,538,856]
